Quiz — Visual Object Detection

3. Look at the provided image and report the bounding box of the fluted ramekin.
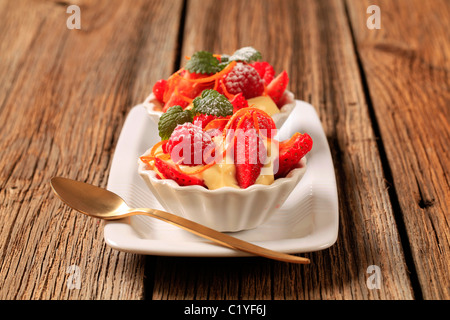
[138,155,307,232]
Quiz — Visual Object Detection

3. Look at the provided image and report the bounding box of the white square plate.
[104,100,338,257]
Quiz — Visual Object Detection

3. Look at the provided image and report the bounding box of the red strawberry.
[225,108,274,188]
[275,132,313,178]
[227,108,277,139]
[229,92,248,112]
[162,93,190,112]
[165,122,215,166]
[179,71,213,98]
[234,129,267,189]
[266,70,289,106]
[161,70,213,112]
[152,79,167,102]
[154,157,205,187]
[222,62,265,99]
[250,61,275,85]
[186,71,211,80]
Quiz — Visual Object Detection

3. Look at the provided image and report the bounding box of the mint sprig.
[158,105,193,140]
[185,51,221,74]
[185,47,262,73]
[192,90,233,117]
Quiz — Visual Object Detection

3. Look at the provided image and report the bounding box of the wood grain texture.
[346,0,450,299]
[148,0,413,300]
[2,0,446,301]
[0,0,183,299]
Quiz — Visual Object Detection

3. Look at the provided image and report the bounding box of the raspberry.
[222,62,264,99]
[229,93,249,112]
[165,123,215,166]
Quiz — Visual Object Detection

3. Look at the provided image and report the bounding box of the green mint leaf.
[192,90,233,117]
[219,54,230,63]
[185,51,221,74]
[228,46,262,63]
[217,54,230,70]
[158,105,193,140]
[218,61,230,71]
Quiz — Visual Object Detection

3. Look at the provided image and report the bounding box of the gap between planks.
[342,0,424,300]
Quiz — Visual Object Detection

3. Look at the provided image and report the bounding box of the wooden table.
[0,0,448,301]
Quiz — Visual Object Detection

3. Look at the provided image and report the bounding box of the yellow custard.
[202,154,239,190]
[247,96,280,116]
[255,138,278,186]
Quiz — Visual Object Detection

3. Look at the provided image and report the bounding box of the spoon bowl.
[50,177,132,219]
[50,177,310,264]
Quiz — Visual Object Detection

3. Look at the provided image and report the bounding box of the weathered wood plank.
[0,0,183,299]
[149,0,413,300]
[346,0,450,299]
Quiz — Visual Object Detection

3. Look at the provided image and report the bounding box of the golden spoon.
[50,177,310,264]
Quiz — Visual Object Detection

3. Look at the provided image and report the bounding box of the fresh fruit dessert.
[149,47,290,118]
[139,89,312,190]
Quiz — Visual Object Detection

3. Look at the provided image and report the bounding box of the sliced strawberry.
[266,70,289,106]
[179,71,213,98]
[227,108,272,188]
[152,79,167,103]
[163,71,182,103]
[275,132,313,178]
[162,93,190,112]
[154,157,205,187]
[185,71,211,80]
[250,61,275,85]
[161,70,214,112]
[234,129,267,189]
[235,162,263,189]
[227,107,277,139]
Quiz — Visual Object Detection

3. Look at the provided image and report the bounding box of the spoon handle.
[131,208,310,264]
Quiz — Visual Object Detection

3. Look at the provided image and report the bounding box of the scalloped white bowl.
[138,155,307,232]
[143,90,296,128]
